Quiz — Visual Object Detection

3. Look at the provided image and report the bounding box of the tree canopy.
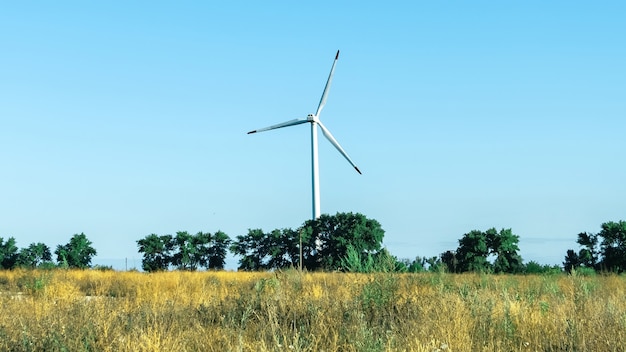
[564,221,626,273]
[442,228,523,274]
[55,233,97,269]
[3,218,626,274]
[231,212,385,271]
[0,237,19,269]
[17,242,52,268]
[137,231,231,272]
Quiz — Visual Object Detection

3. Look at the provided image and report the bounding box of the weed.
[0,270,625,351]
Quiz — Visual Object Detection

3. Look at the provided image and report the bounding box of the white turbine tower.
[247,50,361,220]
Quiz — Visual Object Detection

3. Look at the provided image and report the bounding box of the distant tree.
[576,231,600,269]
[398,256,441,272]
[230,229,270,271]
[0,237,19,269]
[230,213,385,271]
[486,228,524,274]
[264,228,299,269]
[563,249,581,273]
[425,256,445,272]
[440,250,458,273]
[524,260,544,274]
[170,231,196,270]
[525,261,562,275]
[231,228,297,271]
[564,221,626,273]
[16,242,52,268]
[456,230,491,273]
[402,256,426,273]
[55,233,97,269]
[442,228,524,274]
[597,221,626,272]
[138,231,231,271]
[303,212,385,271]
[207,231,231,270]
[137,234,174,272]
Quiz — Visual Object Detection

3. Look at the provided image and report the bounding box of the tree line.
[137,231,230,271]
[563,221,626,273]
[2,215,625,274]
[0,233,96,269]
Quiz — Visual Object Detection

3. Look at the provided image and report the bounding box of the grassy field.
[0,269,625,351]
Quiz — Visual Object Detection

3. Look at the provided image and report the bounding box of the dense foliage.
[230,212,386,271]
[1,219,625,274]
[564,221,626,273]
[137,231,231,272]
[440,228,524,274]
[55,233,97,269]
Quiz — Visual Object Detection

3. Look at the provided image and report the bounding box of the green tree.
[401,256,427,273]
[184,231,232,270]
[190,231,212,270]
[0,237,19,269]
[230,229,269,271]
[456,230,491,273]
[231,228,313,271]
[16,242,52,268]
[486,228,524,274]
[171,231,202,271]
[563,249,581,273]
[207,231,231,270]
[577,231,600,269]
[138,231,231,271]
[440,250,458,273]
[425,256,445,272]
[55,233,97,269]
[137,234,174,272]
[564,221,626,273]
[303,212,385,271]
[230,213,384,271]
[444,228,524,274]
[598,221,626,272]
[525,260,562,274]
[265,228,300,269]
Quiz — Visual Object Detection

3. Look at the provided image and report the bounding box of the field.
[0,270,625,351]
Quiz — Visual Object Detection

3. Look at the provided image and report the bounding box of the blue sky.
[1,1,624,269]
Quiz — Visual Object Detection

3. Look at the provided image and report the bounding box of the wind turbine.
[247,50,361,220]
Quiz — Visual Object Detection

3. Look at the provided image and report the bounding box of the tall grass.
[1,269,625,351]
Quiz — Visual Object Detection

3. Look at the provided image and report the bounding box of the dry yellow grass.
[1,269,625,351]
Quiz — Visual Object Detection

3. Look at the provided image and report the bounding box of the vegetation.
[16,242,53,268]
[230,228,301,271]
[440,228,523,274]
[231,212,385,271]
[54,233,97,269]
[564,220,626,273]
[1,269,626,351]
[2,218,626,350]
[137,231,231,272]
[0,237,19,269]
[2,219,626,276]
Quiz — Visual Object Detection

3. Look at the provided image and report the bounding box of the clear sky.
[1,1,624,270]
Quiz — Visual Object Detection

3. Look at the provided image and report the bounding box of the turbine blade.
[317,121,361,174]
[247,119,308,134]
[315,50,340,117]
